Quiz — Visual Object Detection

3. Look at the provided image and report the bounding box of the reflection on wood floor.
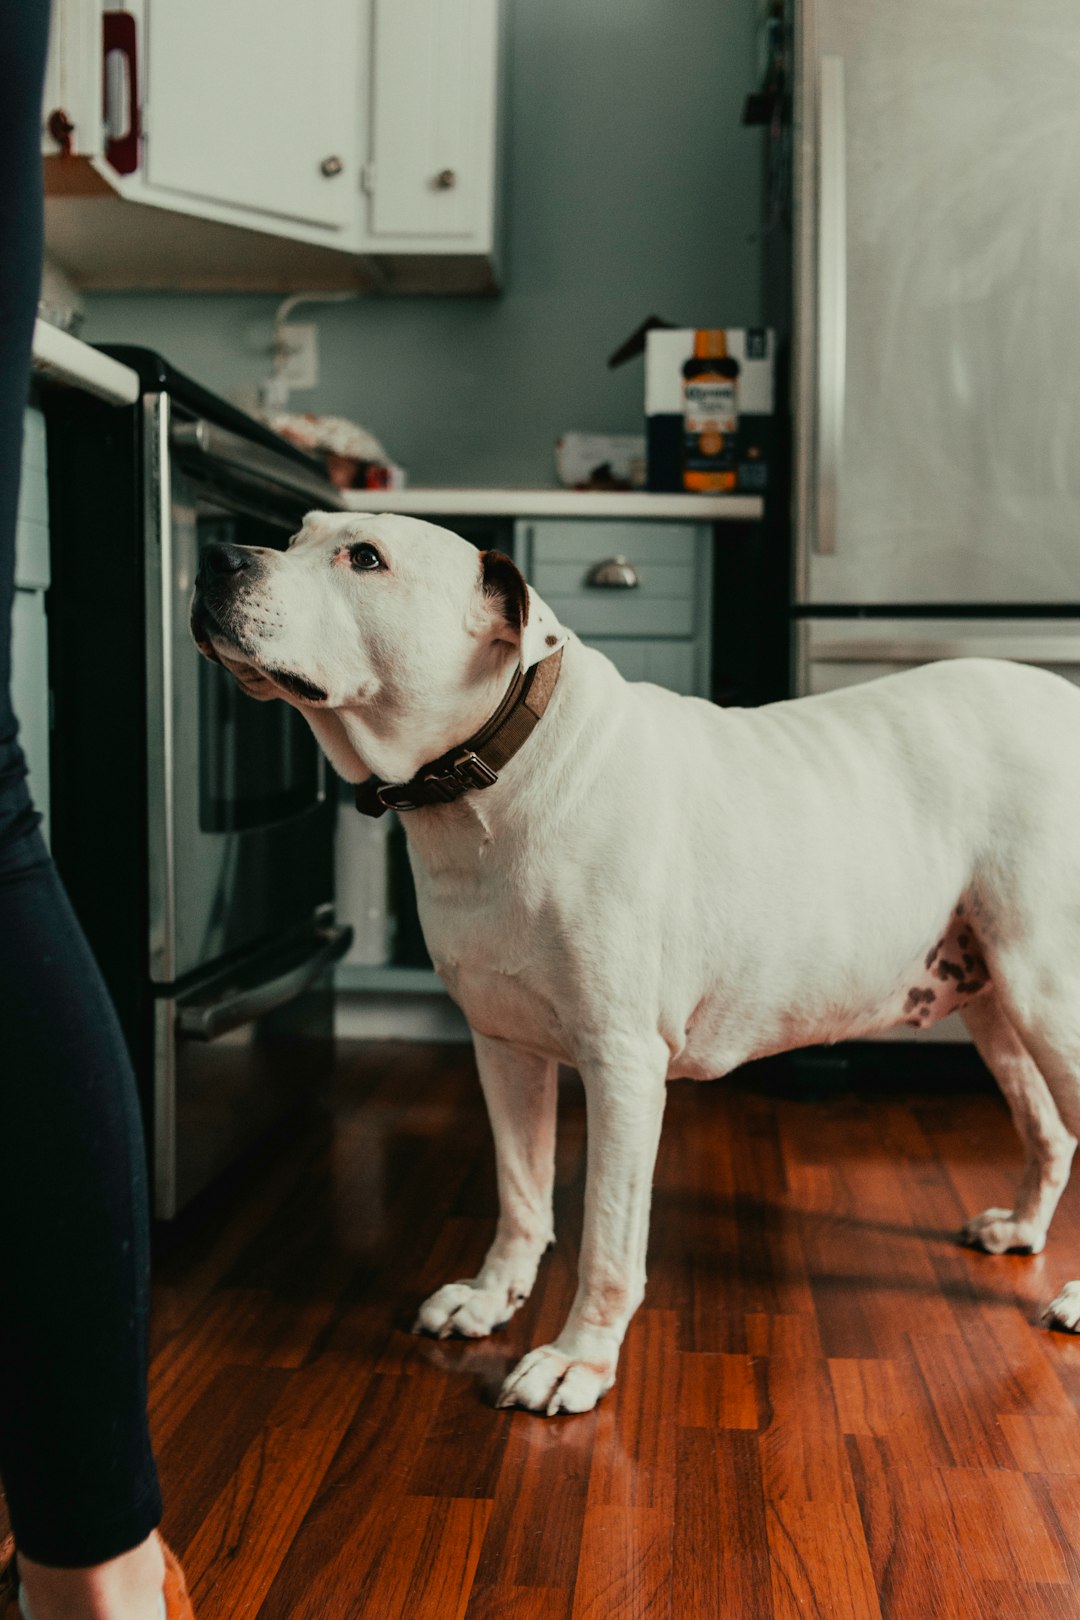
[146,1041,1080,1619]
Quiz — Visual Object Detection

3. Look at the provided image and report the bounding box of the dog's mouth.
[190,594,238,663]
[190,597,328,705]
[264,668,329,704]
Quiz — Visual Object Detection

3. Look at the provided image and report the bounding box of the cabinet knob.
[320,155,344,178]
[586,557,641,589]
[433,167,457,190]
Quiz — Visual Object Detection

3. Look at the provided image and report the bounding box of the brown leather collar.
[354,647,563,818]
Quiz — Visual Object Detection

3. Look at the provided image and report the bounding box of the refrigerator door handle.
[813,638,1080,664]
[815,54,847,558]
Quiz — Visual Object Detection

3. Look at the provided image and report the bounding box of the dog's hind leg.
[973,958,1080,1329]
[959,990,1075,1256]
[414,1033,558,1340]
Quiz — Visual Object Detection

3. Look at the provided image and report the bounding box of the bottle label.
[683,381,737,432]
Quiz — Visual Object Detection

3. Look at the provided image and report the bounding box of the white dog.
[192,511,1080,1415]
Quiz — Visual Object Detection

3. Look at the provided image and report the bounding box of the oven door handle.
[176,925,352,1041]
[170,417,344,510]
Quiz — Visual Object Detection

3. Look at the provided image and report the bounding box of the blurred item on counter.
[261,409,406,491]
[555,432,647,490]
[644,327,774,495]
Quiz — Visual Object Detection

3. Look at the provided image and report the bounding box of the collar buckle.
[421,748,499,802]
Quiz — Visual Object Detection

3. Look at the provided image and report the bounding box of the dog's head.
[190,511,567,783]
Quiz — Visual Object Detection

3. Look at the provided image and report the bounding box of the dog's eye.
[348,542,385,572]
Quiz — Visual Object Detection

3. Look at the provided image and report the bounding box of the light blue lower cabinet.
[518,517,712,699]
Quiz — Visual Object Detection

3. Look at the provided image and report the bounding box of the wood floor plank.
[182,1419,348,1619]
[468,1409,594,1596]
[906,1330,1017,1469]
[766,1494,882,1620]
[938,1467,1069,1586]
[827,1356,954,1471]
[759,1353,857,1505]
[465,1589,568,1620]
[677,1350,760,1430]
[673,1429,772,1619]
[587,1310,679,1512]
[570,1506,672,1620]
[846,1435,983,1620]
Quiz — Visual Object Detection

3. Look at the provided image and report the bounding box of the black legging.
[0,3,163,1567]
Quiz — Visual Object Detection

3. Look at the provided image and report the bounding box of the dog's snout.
[199,542,252,582]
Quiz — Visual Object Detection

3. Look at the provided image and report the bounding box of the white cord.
[262,290,359,411]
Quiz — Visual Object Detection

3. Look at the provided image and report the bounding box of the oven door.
[145,394,341,983]
[155,920,350,1217]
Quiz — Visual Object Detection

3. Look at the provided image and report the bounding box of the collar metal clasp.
[421,749,498,801]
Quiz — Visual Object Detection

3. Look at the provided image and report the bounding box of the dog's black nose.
[200,542,251,581]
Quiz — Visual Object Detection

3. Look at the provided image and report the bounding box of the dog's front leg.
[414,1033,558,1340]
[498,1041,667,1416]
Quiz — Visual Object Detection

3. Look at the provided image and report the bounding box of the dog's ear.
[481,550,528,638]
[479,550,568,670]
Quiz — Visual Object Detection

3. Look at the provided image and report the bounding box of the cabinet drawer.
[525,521,701,638]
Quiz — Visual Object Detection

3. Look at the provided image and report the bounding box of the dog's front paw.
[1043,1282,1080,1332]
[413,1281,515,1340]
[496,1343,615,1416]
[961,1207,1046,1255]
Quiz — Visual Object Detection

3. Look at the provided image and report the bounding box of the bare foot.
[18,1532,166,1620]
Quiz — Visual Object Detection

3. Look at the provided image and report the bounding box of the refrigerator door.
[801,616,1080,695]
[794,0,1080,605]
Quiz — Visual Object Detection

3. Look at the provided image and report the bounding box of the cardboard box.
[645,327,775,495]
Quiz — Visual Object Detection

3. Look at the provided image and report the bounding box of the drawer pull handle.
[586,556,640,589]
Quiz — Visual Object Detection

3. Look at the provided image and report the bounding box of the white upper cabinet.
[42,0,504,291]
[364,0,499,246]
[144,0,360,231]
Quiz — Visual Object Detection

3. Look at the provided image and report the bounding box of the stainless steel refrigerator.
[790,0,1080,702]
[782,0,1080,1036]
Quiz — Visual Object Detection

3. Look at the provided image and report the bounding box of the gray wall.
[82,0,763,486]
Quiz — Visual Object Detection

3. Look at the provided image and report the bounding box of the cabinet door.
[366,0,498,242]
[145,0,360,230]
[42,0,106,159]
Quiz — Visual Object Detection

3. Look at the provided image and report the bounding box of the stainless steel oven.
[44,350,350,1218]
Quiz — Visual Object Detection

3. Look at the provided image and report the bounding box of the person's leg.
[0,2,169,1607]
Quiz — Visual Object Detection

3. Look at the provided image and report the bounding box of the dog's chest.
[412,854,571,1059]
[438,958,570,1060]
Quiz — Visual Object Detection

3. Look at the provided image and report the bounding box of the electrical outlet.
[276,322,319,390]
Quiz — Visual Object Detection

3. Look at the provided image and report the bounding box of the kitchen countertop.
[340,487,764,520]
[31,320,140,406]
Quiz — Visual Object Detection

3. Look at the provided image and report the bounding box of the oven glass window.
[198,510,321,833]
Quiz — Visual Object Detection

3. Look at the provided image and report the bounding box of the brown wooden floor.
[146,1043,1080,1619]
